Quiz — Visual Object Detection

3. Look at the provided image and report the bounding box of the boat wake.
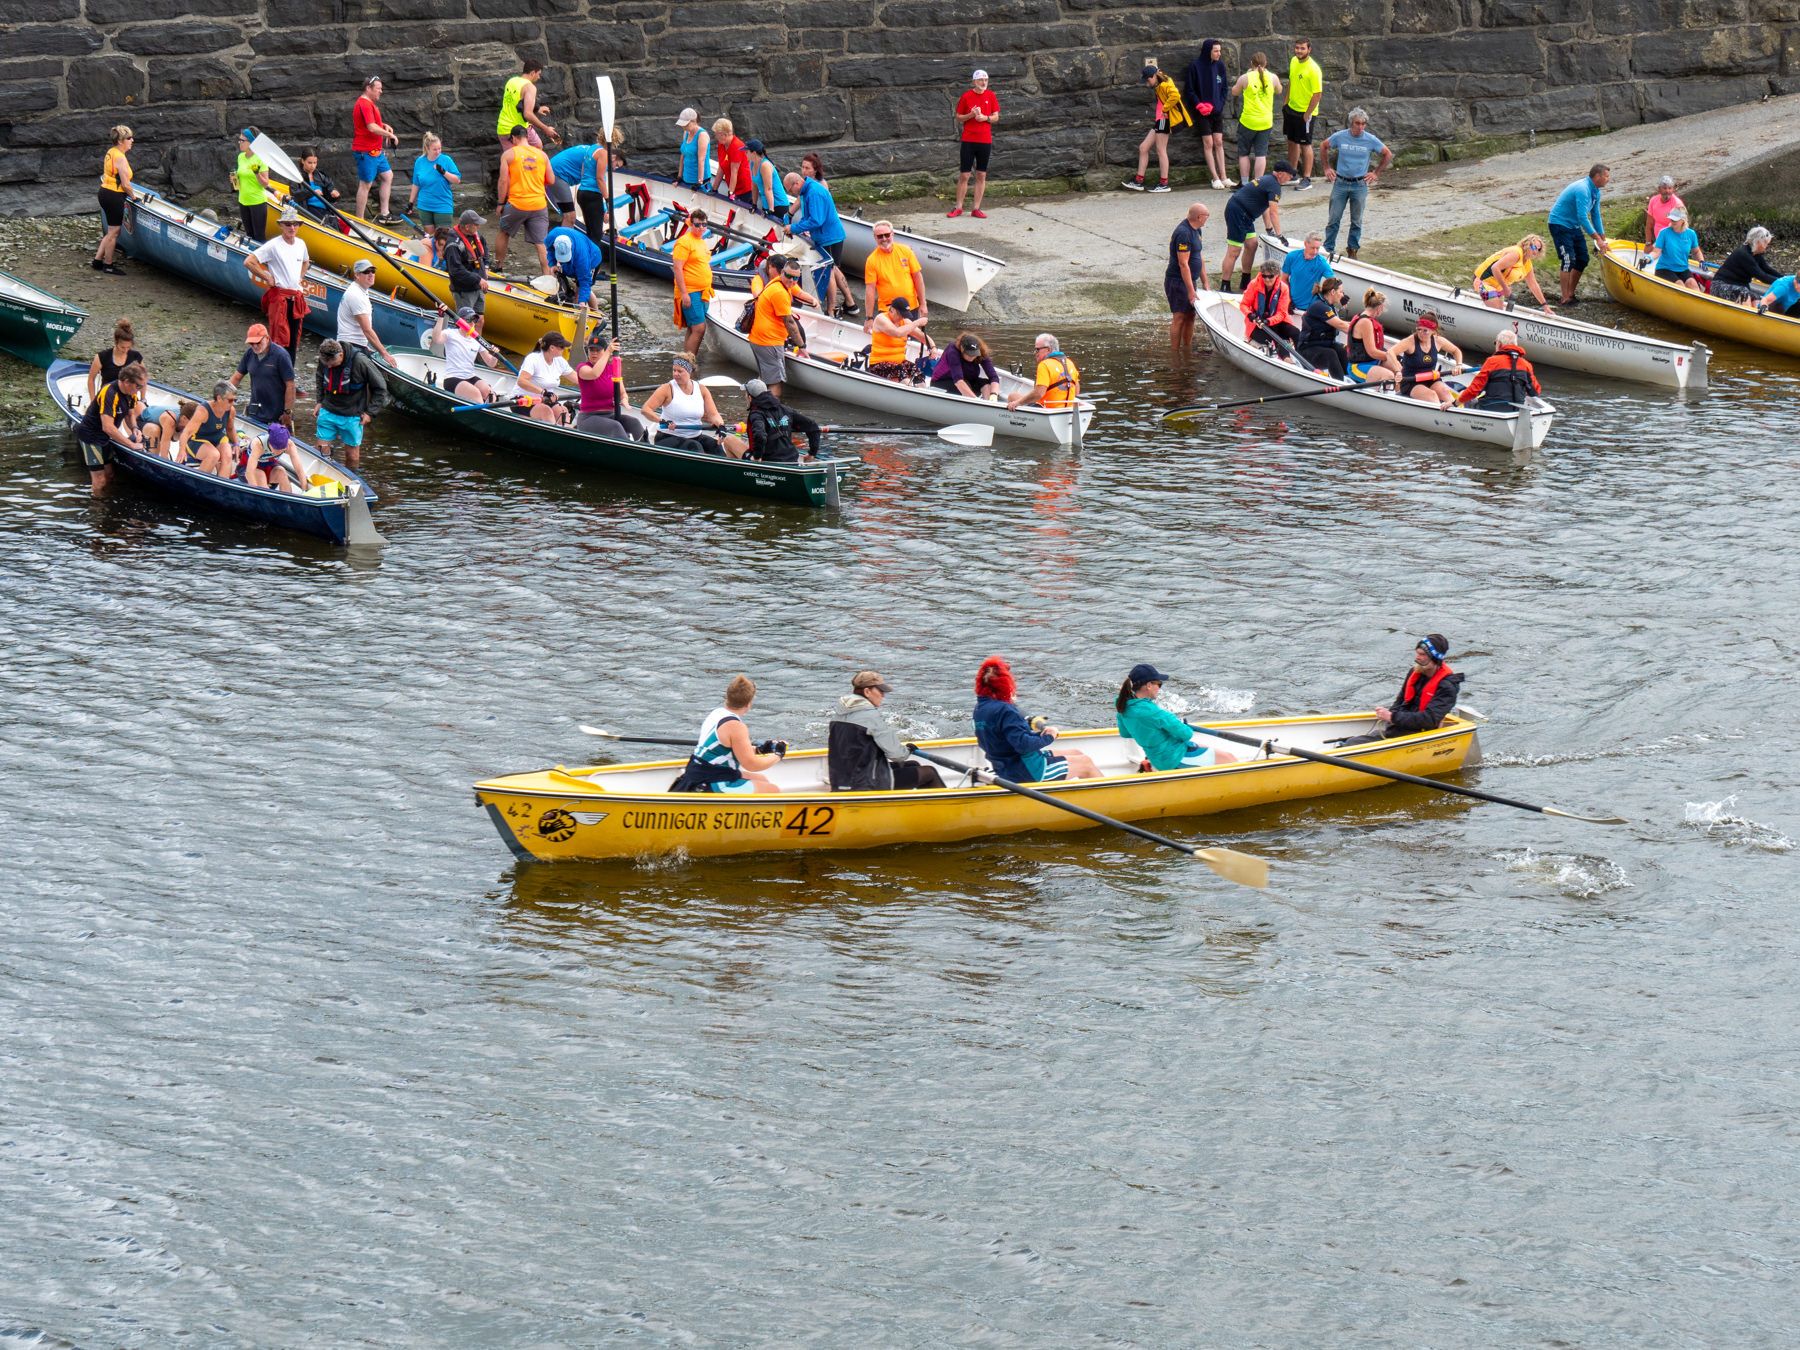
[1497,847,1632,899]
[1683,796,1793,853]
[1485,730,1737,768]
[1159,685,1257,717]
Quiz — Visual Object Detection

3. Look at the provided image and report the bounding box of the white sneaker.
[1121,179,1146,191]
[1149,182,1170,193]
[1224,177,1239,187]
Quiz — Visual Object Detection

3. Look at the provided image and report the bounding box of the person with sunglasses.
[861,223,926,335]
[1473,234,1554,314]
[1006,333,1080,412]
[1339,635,1464,745]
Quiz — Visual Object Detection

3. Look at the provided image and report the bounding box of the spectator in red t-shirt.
[710,118,753,201]
[949,70,1000,219]
[352,75,401,223]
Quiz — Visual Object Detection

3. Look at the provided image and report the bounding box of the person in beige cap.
[245,205,311,362]
[676,107,711,188]
[827,671,945,791]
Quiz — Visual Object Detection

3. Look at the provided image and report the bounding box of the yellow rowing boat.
[288,208,580,352]
[475,712,1480,861]
[1597,238,1800,358]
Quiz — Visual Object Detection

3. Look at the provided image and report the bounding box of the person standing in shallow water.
[1167,202,1208,353]
[1341,635,1464,745]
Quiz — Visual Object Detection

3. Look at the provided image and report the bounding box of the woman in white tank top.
[638,355,750,458]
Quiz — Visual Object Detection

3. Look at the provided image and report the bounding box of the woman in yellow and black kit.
[1123,63,1192,192]
[94,125,133,275]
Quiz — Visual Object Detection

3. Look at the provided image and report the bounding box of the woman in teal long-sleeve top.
[1115,663,1239,772]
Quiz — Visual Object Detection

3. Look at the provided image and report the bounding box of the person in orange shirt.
[861,222,927,334]
[671,209,715,358]
[495,125,555,277]
[867,297,934,382]
[746,256,810,398]
[1008,333,1081,411]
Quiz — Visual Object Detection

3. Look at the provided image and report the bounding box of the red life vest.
[1401,661,1454,715]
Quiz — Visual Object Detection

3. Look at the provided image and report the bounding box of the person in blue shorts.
[313,338,388,470]
[1218,160,1293,293]
[1165,202,1208,352]
[1116,663,1240,772]
[972,656,1100,784]
[351,76,401,223]
[1546,163,1609,304]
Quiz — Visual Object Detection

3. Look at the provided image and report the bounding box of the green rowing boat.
[380,347,847,509]
[0,269,87,368]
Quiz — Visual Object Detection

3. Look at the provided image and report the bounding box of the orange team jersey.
[101,146,129,192]
[864,243,920,308]
[507,147,550,210]
[748,278,794,346]
[870,323,910,364]
[670,230,715,324]
[1035,354,1080,408]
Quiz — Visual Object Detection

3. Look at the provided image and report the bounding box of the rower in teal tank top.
[745,140,790,213]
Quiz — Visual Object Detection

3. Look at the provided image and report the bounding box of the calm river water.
[3,297,1796,1345]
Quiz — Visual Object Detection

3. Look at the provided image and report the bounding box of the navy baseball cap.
[1129,663,1171,686]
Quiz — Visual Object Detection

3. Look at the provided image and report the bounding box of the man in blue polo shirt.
[1281,231,1334,307]
[1166,201,1208,352]
[1547,163,1609,303]
[545,225,603,307]
[1322,108,1392,258]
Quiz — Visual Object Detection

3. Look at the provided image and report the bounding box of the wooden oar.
[579,724,692,748]
[1186,723,1626,825]
[907,746,1269,887]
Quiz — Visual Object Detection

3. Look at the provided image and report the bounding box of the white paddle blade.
[528,275,558,296]
[938,422,994,447]
[699,374,744,389]
[578,724,621,739]
[597,76,616,139]
[252,133,303,185]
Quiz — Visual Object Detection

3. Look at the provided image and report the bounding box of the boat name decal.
[172,231,199,251]
[207,243,228,262]
[1398,297,1630,352]
[615,805,835,835]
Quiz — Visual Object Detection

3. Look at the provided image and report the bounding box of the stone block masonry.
[1,0,1794,215]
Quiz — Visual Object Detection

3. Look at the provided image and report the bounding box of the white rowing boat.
[1196,292,1555,453]
[605,171,822,289]
[702,296,1095,446]
[1256,230,1709,392]
[837,214,1006,312]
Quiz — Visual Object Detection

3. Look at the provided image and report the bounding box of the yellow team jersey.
[1239,71,1276,131]
[1287,57,1322,113]
[497,75,529,136]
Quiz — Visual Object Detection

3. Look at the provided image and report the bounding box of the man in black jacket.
[443,209,490,316]
[743,378,821,463]
[1342,633,1464,744]
[314,338,389,469]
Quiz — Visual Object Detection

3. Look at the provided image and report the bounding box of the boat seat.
[619,209,673,240]
[711,242,755,268]
[610,192,633,210]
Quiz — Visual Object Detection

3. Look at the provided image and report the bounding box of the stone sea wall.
[1,0,1796,215]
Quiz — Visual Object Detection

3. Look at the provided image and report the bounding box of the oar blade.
[938,422,994,447]
[578,724,621,739]
[1161,405,1207,423]
[1195,846,1270,889]
[343,488,386,547]
[1543,806,1629,825]
[251,133,302,185]
[699,374,744,389]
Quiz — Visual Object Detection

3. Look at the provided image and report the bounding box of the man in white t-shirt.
[245,206,312,362]
[336,257,393,363]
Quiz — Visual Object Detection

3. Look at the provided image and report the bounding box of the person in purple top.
[930,332,1001,398]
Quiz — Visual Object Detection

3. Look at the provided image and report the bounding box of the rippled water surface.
[4,303,1798,1346]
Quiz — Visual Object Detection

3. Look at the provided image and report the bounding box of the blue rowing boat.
[46,360,383,545]
[119,191,434,352]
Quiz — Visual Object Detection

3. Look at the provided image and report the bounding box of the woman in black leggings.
[1295,275,1354,380]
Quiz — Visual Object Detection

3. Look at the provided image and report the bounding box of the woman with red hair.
[971,656,1100,783]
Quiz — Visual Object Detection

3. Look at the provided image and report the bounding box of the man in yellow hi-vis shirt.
[1285,38,1324,191]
